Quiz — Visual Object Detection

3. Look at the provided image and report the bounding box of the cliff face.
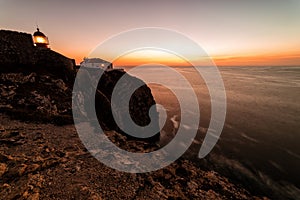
[0,70,160,141]
[0,30,75,81]
[74,67,160,141]
[0,29,160,141]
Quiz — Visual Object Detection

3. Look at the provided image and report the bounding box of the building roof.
[33,28,46,37]
[82,58,111,64]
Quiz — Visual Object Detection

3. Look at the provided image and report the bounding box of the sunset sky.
[1,0,300,66]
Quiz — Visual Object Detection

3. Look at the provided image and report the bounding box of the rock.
[26,164,40,173]
[0,72,73,124]
[0,183,11,194]
[28,192,39,200]
[18,164,27,176]
[0,163,7,176]
[0,115,268,199]
[0,153,13,162]
[0,67,161,142]
[73,67,160,142]
[90,194,102,200]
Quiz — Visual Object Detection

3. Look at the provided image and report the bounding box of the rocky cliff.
[0,30,75,81]
[0,29,159,141]
[0,29,268,199]
[0,70,160,141]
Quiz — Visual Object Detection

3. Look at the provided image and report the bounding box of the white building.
[80,58,113,70]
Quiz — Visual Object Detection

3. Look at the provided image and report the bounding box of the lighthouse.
[33,28,49,48]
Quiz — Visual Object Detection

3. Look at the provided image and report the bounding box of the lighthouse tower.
[33,28,49,48]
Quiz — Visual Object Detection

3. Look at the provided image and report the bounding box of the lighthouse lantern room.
[33,28,49,48]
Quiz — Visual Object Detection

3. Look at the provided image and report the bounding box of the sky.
[1,0,300,66]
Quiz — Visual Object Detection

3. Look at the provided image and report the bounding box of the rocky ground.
[0,72,73,125]
[0,114,268,200]
[0,71,269,199]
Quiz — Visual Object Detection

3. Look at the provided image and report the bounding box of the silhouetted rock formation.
[0,69,160,141]
[0,29,160,141]
[74,67,160,142]
[0,30,75,81]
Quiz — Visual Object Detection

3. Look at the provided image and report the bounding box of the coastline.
[129,65,300,199]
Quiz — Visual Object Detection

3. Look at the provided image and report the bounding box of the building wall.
[81,62,113,69]
[0,30,34,66]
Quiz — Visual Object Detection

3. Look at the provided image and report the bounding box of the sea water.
[125,66,300,198]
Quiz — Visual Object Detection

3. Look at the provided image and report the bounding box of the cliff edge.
[0,29,268,199]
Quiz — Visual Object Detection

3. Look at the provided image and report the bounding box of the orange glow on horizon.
[105,49,194,67]
[61,48,300,67]
[113,56,192,67]
[212,53,300,67]
[110,53,300,67]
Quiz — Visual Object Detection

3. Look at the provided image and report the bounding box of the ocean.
[124,65,300,199]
